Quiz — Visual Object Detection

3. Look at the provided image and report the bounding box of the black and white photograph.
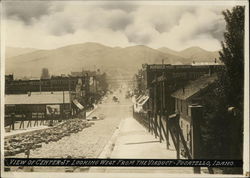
[0,0,249,177]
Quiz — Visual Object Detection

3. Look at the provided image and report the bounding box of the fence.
[132,105,214,174]
[4,110,72,131]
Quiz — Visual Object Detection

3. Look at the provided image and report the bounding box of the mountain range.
[6,47,37,58]
[158,46,220,61]
[5,42,220,79]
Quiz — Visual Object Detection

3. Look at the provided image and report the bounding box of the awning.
[138,96,149,106]
[133,95,149,113]
[136,95,143,102]
[73,99,84,110]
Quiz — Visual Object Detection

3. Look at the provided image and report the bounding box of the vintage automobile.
[112,96,119,103]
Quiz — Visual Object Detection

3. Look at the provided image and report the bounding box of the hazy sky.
[2,1,235,51]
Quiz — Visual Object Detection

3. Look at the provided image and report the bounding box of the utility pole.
[68,76,72,117]
[39,79,42,93]
[63,86,65,117]
[50,78,52,92]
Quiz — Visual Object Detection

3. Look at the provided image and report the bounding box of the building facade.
[171,75,217,157]
[134,63,223,115]
[5,91,72,127]
[5,74,89,95]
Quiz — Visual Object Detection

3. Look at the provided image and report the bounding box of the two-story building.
[171,74,217,157]
[134,63,223,115]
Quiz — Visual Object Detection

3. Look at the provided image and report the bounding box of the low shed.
[5,91,71,125]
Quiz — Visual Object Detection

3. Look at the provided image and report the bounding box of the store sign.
[149,64,192,70]
[46,105,60,115]
[149,65,167,70]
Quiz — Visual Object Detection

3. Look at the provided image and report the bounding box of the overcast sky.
[2,1,235,51]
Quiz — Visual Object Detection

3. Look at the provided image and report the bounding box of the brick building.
[5,74,89,95]
[134,63,223,115]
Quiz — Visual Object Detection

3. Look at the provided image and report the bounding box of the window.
[186,124,189,141]
[186,103,189,115]
[180,100,183,113]
[177,99,180,112]
[175,99,178,111]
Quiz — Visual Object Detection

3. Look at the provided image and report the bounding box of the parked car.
[92,116,98,120]
[113,96,119,102]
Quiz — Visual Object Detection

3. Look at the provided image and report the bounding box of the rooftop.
[191,62,224,66]
[171,74,217,100]
[5,91,70,105]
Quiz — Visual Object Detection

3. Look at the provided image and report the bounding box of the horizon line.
[5,42,222,52]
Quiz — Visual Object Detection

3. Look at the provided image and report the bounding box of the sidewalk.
[110,116,176,159]
[90,116,194,173]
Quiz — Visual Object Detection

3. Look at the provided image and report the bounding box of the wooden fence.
[132,105,214,174]
[4,111,72,130]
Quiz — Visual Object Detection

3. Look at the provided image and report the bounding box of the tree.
[219,5,245,161]
[41,68,50,79]
[200,6,244,174]
[219,6,245,111]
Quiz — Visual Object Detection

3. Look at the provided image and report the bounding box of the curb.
[97,118,125,158]
[87,118,125,173]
